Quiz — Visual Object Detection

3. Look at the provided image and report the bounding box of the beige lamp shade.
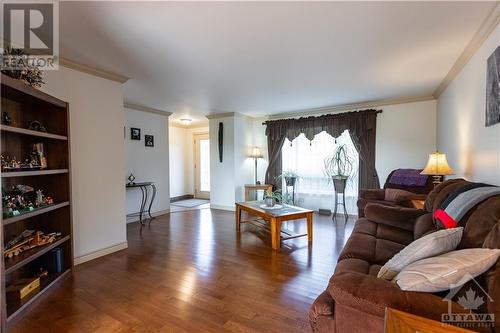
[421,152,454,175]
[250,146,263,158]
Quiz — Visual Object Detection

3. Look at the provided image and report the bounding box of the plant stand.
[284,177,297,205]
[333,178,348,224]
[284,184,296,205]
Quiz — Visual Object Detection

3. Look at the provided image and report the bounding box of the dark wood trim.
[170,194,194,203]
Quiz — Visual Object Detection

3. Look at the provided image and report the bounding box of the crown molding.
[206,112,237,119]
[124,102,172,116]
[433,3,499,98]
[268,95,434,120]
[59,57,129,84]
[206,112,255,121]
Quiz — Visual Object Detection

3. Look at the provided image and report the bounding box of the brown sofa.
[310,179,500,332]
[357,168,434,217]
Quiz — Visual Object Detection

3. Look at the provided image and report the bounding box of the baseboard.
[170,194,194,202]
[210,204,235,211]
[126,209,170,223]
[74,241,128,265]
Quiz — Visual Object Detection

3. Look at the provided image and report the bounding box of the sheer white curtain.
[282,130,359,215]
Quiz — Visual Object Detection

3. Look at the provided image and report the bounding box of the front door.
[194,133,210,199]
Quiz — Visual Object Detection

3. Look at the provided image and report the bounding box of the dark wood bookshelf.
[1,73,73,330]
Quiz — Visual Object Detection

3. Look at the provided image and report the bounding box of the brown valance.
[264,109,381,192]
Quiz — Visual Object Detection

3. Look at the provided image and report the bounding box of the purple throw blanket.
[388,169,428,187]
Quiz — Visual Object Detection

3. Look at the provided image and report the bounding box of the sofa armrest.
[364,203,427,232]
[359,189,385,200]
[328,272,467,321]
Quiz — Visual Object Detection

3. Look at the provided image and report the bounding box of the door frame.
[193,132,210,199]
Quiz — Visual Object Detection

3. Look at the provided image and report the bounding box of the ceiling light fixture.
[179,118,192,126]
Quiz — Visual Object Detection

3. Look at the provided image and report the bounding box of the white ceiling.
[59,1,496,126]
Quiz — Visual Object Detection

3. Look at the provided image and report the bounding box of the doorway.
[194,133,210,199]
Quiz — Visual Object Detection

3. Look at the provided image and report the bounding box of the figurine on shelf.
[1,155,21,171]
[1,143,47,171]
[4,230,61,258]
[35,189,44,207]
[2,185,54,218]
[127,173,136,185]
[2,112,12,125]
[28,120,47,132]
[32,143,47,169]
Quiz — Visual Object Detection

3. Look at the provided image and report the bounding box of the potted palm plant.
[324,144,355,193]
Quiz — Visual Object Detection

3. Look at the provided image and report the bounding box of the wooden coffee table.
[235,201,313,250]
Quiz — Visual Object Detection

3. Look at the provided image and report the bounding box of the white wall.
[376,100,437,183]
[234,116,255,201]
[41,67,127,262]
[437,22,500,185]
[125,108,170,221]
[209,116,236,210]
[168,125,209,198]
[169,125,190,197]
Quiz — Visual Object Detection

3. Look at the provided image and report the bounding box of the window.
[282,130,359,214]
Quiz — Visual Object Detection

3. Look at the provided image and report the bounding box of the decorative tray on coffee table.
[260,204,283,210]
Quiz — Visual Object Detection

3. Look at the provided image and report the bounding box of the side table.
[126,182,157,227]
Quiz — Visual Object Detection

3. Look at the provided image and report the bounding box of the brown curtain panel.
[264,109,381,191]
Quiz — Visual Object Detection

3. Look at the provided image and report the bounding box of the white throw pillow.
[394,248,500,292]
[378,227,463,280]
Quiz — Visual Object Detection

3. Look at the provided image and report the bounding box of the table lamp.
[249,147,263,184]
[421,152,454,185]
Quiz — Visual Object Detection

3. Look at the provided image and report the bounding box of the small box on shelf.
[6,277,40,301]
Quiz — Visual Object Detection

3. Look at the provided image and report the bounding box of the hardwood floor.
[10,208,354,333]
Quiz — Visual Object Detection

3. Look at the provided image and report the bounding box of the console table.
[244,184,273,201]
[126,182,156,226]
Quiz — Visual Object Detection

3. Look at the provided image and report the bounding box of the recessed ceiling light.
[180,118,192,126]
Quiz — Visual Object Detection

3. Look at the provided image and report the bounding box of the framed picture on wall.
[131,127,141,140]
[486,46,499,127]
[145,135,154,147]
